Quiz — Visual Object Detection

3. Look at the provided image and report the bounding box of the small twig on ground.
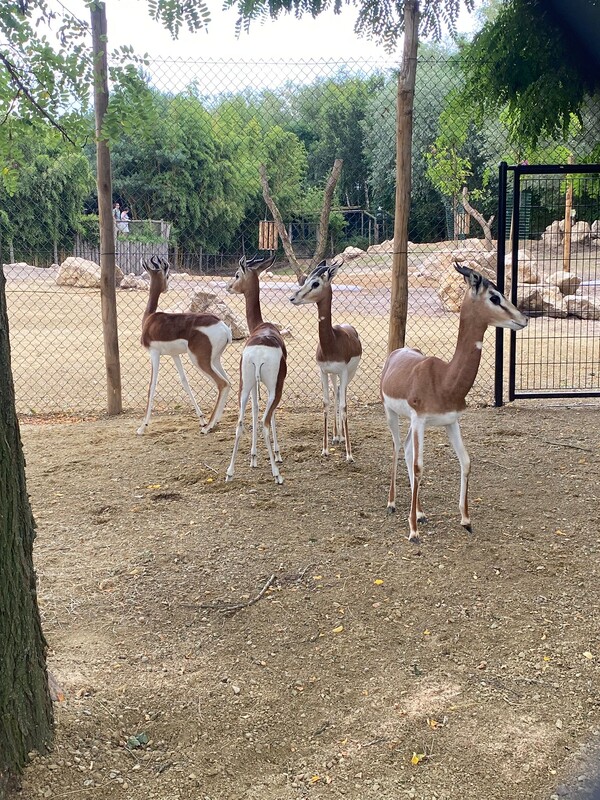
[202,462,218,474]
[541,439,593,453]
[199,574,277,614]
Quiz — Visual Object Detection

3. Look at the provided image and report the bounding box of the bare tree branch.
[461,185,495,251]
[259,163,305,281]
[311,157,343,269]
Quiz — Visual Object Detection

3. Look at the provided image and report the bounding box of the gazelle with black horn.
[225,254,287,484]
[380,263,528,542]
[137,256,232,435]
[289,260,362,461]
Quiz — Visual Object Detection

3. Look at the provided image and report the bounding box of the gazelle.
[289,260,362,462]
[380,262,528,542]
[137,256,232,435]
[225,254,287,484]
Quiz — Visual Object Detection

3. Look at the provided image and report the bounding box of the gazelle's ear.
[298,272,307,286]
[454,261,483,293]
[327,260,341,282]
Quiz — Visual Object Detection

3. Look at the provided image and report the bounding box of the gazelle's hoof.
[346,455,355,463]
[321,449,329,457]
[386,504,396,515]
[225,473,234,483]
[274,475,284,485]
[462,521,473,533]
[200,424,212,435]
[136,426,146,435]
[274,452,283,463]
[408,531,421,544]
[417,513,428,524]
[250,455,258,468]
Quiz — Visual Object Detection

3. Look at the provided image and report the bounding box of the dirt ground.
[14,399,600,800]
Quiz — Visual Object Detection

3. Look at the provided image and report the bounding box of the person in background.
[118,207,130,235]
[112,201,121,223]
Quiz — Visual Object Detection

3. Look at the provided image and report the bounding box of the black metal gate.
[495,162,600,404]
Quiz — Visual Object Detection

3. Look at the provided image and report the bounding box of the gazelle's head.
[289,260,340,305]
[227,253,277,295]
[455,262,528,331]
[141,255,170,291]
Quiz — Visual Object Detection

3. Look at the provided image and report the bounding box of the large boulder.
[517,285,567,317]
[591,220,600,239]
[564,295,600,320]
[438,257,498,313]
[188,289,248,340]
[341,246,366,261]
[541,220,562,246]
[56,257,124,288]
[120,273,149,290]
[547,270,581,295]
[367,239,394,254]
[571,220,591,246]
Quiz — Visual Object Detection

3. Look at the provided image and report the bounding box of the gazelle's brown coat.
[380,263,528,541]
[137,256,231,435]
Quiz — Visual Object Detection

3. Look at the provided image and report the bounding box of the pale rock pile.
[188,289,249,340]
[56,257,124,288]
[518,271,600,319]
[541,219,596,247]
[120,273,149,290]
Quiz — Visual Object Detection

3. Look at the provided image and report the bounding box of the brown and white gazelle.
[289,260,362,462]
[225,254,287,484]
[380,263,528,542]
[137,256,232,435]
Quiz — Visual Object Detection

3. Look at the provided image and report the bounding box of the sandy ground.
[14,398,600,800]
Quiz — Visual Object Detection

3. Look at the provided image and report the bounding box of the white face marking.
[475,341,483,350]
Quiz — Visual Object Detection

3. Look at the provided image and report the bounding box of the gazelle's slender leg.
[331,374,341,443]
[271,417,282,463]
[403,426,426,523]
[137,350,161,435]
[250,378,260,468]
[338,373,353,462]
[262,397,283,484]
[225,387,252,482]
[446,421,472,532]
[384,405,401,513]
[320,370,330,456]
[171,354,206,427]
[407,419,425,541]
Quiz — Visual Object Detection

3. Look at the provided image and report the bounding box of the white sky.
[67,0,482,62]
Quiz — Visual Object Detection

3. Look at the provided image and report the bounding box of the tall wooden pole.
[563,154,575,273]
[388,0,419,352]
[91,2,122,414]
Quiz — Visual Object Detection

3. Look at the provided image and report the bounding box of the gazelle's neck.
[143,277,164,322]
[445,296,488,401]
[316,287,335,352]
[244,276,264,332]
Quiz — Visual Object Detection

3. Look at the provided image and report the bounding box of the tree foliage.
[461,0,600,147]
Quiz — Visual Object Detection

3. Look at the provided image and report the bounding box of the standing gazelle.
[289,260,362,462]
[137,256,232,435]
[380,263,528,542]
[225,254,287,484]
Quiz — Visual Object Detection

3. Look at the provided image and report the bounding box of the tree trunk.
[461,186,494,251]
[311,158,343,269]
[388,0,419,353]
[91,2,122,415]
[259,164,305,281]
[0,255,54,796]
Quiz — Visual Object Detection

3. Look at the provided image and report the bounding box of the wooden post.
[563,154,575,273]
[91,2,122,414]
[388,0,419,353]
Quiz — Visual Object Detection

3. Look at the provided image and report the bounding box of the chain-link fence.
[3,55,600,417]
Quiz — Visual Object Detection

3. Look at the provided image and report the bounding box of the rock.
[517,260,539,284]
[517,285,567,317]
[591,220,600,239]
[564,295,600,320]
[541,220,562,246]
[56,257,124,288]
[367,239,394,254]
[188,290,218,312]
[547,270,581,295]
[340,246,366,260]
[571,220,591,245]
[120,273,149,290]
[204,301,248,340]
[438,257,497,313]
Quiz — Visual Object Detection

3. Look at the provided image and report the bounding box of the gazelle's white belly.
[148,338,188,356]
[382,395,462,428]
[319,355,361,380]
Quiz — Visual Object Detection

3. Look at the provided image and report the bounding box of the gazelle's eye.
[312,281,320,289]
[490,293,501,305]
